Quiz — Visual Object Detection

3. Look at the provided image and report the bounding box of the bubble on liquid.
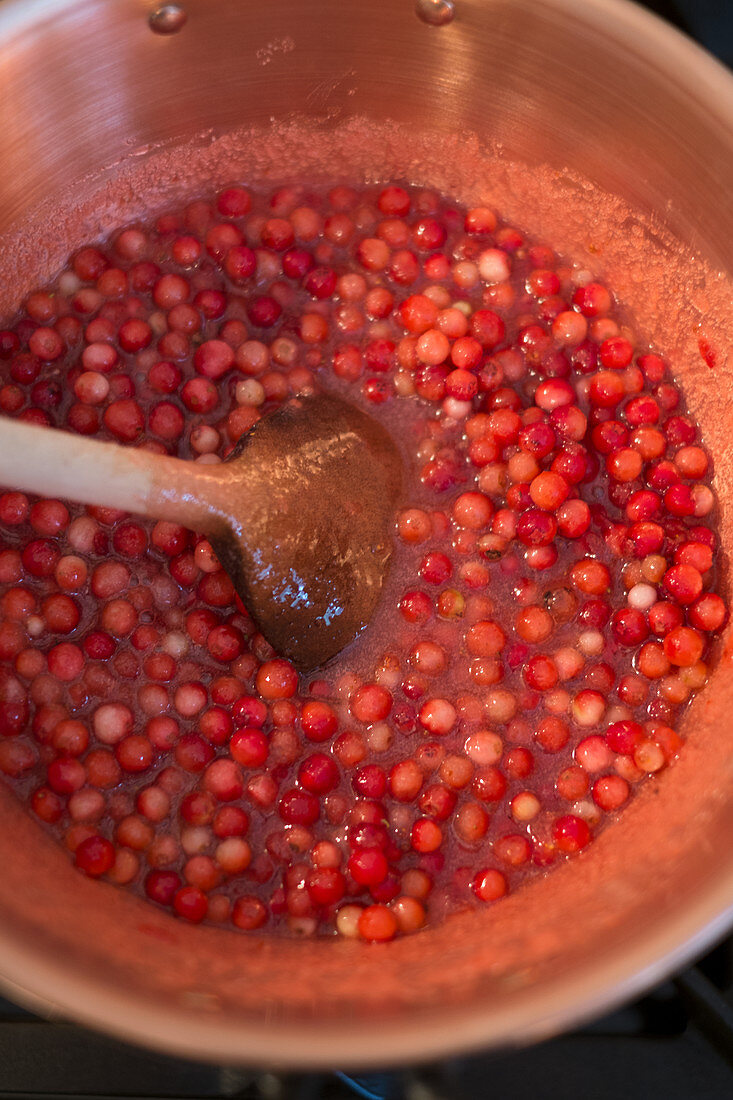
[149,4,188,34]
[415,0,455,26]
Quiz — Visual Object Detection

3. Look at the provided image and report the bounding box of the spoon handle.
[0,416,217,529]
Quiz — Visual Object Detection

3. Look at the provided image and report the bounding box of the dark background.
[1,1,732,1099]
[648,0,733,67]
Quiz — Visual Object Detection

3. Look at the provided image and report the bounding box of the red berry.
[348,848,389,886]
[173,886,209,923]
[552,814,591,853]
[75,835,115,877]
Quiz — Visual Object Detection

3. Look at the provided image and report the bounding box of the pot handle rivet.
[415,0,455,26]
[149,3,188,34]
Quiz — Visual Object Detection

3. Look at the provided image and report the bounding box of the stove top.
[1,2,731,1097]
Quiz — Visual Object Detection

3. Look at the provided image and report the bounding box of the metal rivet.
[415,0,455,26]
[149,4,187,34]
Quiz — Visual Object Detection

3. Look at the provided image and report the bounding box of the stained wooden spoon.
[0,394,402,671]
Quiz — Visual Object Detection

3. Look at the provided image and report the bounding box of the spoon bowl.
[207,393,403,670]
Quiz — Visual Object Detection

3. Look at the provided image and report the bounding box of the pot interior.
[0,0,732,1069]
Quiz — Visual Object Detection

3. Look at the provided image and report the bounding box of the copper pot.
[0,0,732,1070]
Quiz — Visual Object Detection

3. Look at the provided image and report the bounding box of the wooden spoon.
[0,394,402,671]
